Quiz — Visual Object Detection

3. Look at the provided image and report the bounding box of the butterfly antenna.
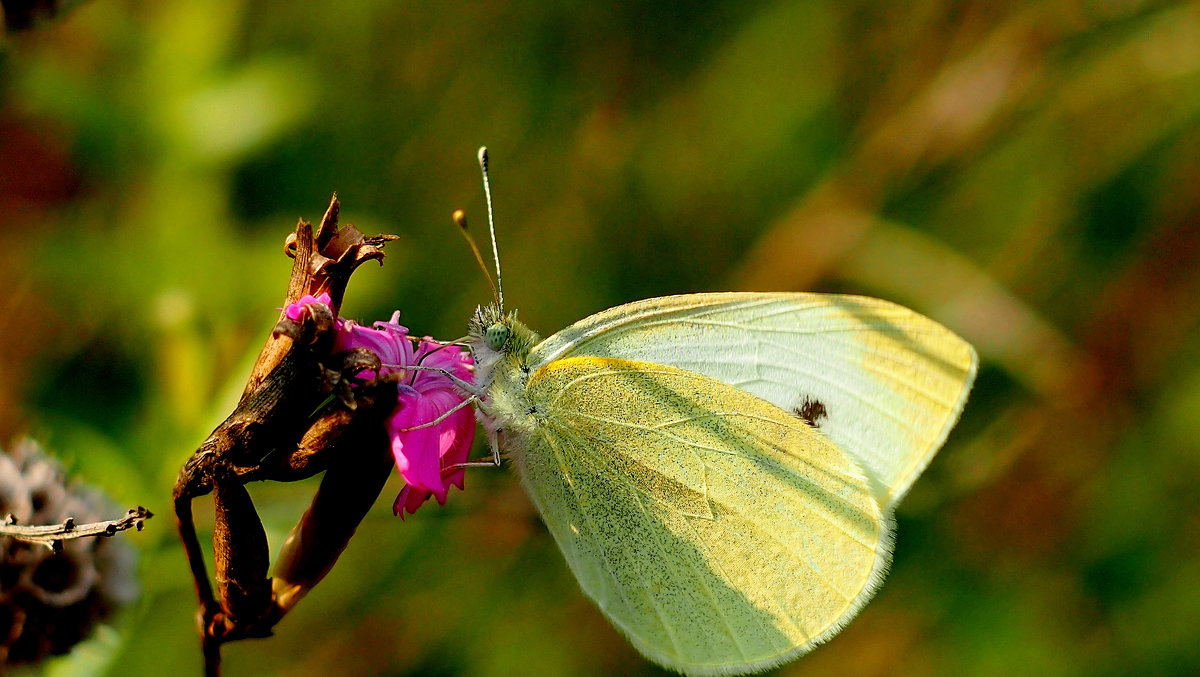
[478,146,504,311]
[451,209,499,303]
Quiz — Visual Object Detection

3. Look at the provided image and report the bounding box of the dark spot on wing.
[793,397,828,428]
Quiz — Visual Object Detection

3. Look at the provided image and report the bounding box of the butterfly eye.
[485,323,510,351]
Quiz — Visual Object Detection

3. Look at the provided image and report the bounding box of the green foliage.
[3,0,1199,674]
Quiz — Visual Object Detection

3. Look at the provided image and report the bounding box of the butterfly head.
[485,321,510,352]
[468,303,539,379]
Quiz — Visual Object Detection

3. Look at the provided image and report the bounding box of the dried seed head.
[0,440,138,665]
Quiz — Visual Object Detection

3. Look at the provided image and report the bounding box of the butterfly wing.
[511,356,890,676]
[530,293,977,508]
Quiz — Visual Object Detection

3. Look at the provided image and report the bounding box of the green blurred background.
[3,1,1199,675]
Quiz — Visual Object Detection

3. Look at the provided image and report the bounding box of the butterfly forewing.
[530,293,977,508]
[509,356,891,676]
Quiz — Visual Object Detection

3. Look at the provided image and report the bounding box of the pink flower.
[285,296,476,517]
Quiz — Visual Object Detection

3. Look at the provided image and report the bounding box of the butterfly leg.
[394,395,479,432]
[405,335,470,348]
[398,364,484,397]
[488,427,501,465]
[450,427,503,469]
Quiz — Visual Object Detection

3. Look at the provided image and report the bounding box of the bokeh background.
[3,1,1200,675]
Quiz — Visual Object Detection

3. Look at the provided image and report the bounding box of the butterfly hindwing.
[508,356,891,676]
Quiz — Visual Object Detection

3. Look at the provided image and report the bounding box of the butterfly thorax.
[467,304,541,440]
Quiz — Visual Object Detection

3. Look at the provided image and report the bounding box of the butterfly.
[455,149,976,676]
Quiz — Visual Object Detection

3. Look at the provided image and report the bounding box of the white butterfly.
[451,149,976,675]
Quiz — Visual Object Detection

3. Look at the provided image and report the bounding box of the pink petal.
[284,292,333,320]
[388,386,475,499]
[393,485,433,519]
[430,402,475,501]
[389,391,444,491]
[335,320,413,368]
